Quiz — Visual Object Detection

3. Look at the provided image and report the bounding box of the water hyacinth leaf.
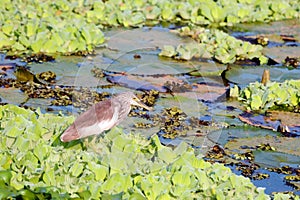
[88,182,102,199]
[68,40,79,52]
[2,24,14,35]
[124,12,145,27]
[157,147,177,163]
[250,94,262,110]
[171,171,191,186]
[11,172,24,190]
[145,6,161,19]
[13,136,31,152]
[240,80,300,111]
[0,170,12,184]
[42,42,56,53]
[140,175,170,199]
[43,168,56,185]
[0,32,13,47]
[176,44,199,60]
[159,45,176,57]
[173,141,189,155]
[22,151,39,172]
[69,162,84,177]
[0,105,284,198]
[129,193,145,199]
[31,39,44,53]
[276,89,288,104]
[51,32,64,46]
[104,153,128,174]
[25,22,38,37]
[161,7,174,20]
[33,143,50,162]
[3,126,23,138]
[18,35,30,47]
[0,154,12,169]
[200,4,213,22]
[112,135,132,151]
[91,29,105,44]
[12,42,26,51]
[211,6,225,22]
[195,170,210,190]
[150,135,163,151]
[288,89,298,106]
[101,173,132,193]
[87,162,107,181]
[81,29,92,44]
[191,157,211,169]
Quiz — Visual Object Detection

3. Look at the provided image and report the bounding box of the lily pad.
[207,126,277,148]
[263,46,300,64]
[29,56,105,87]
[224,65,300,86]
[225,135,300,157]
[106,72,227,101]
[254,151,300,168]
[239,111,300,136]
[106,28,196,52]
[233,19,300,41]
[102,50,197,75]
[0,88,28,105]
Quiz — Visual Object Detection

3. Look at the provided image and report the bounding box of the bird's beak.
[133,98,153,111]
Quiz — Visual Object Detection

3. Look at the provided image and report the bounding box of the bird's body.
[60,92,151,142]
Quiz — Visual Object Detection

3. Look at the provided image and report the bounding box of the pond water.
[0,20,299,195]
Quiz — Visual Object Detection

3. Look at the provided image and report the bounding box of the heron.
[60,91,152,142]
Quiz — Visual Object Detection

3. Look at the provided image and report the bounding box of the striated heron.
[60,91,152,142]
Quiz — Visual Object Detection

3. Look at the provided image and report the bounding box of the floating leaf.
[69,162,84,177]
[0,170,12,184]
[101,173,132,194]
[2,24,14,35]
[87,162,107,181]
[159,45,176,57]
[239,80,300,111]
[158,147,177,163]
[0,104,276,198]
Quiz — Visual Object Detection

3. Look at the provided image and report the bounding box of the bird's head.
[117,92,153,110]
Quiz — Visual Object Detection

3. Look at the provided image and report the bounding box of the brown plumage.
[60,92,152,142]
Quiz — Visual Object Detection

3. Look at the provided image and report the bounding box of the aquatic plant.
[0,104,271,199]
[0,0,299,55]
[159,27,268,64]
[239,80,300,111]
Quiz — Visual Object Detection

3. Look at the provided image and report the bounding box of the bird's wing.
[61,99,117,141]
[74,99,115,129]
[95,99,119,131]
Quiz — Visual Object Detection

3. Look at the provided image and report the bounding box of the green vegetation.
[0,0,299,55]
[239,80,300,111]
[0,104,270,199]
[159,27,268,64]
